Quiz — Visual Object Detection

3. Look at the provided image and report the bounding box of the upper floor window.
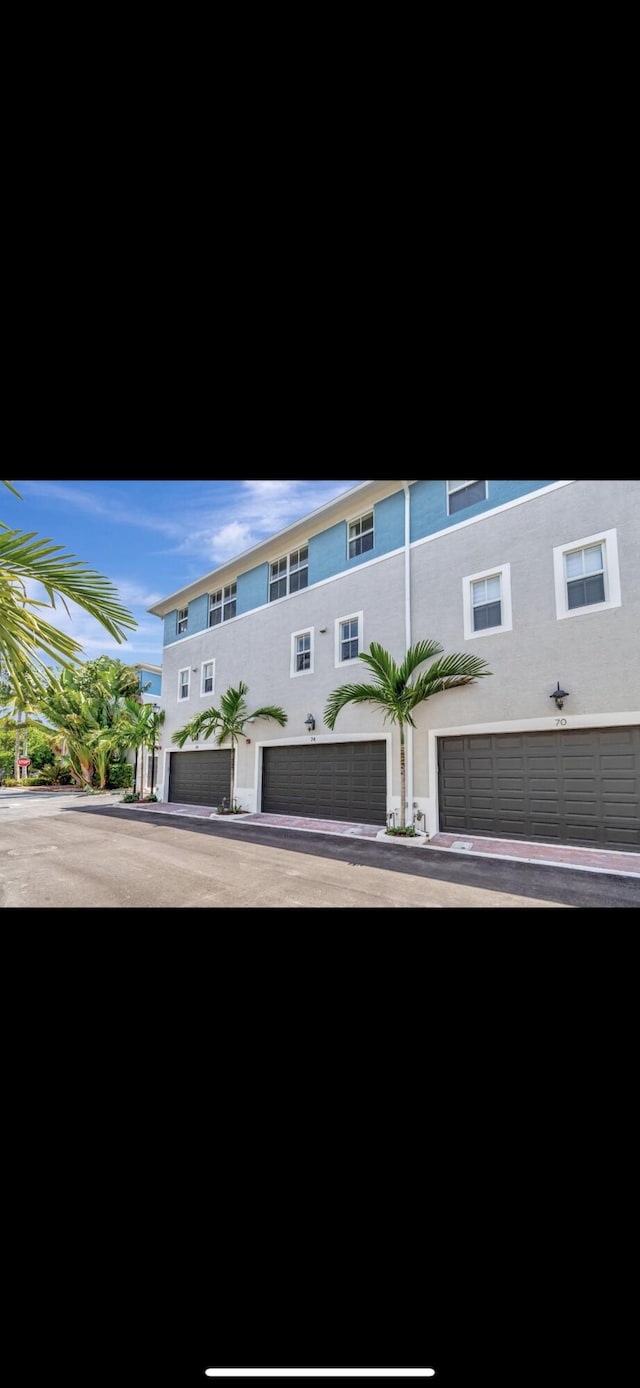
[462,565,512,639]
[201,660,215,696]
[348,511,374,558]
[178,668,190,701]
[177,606,188,635]
[290,628,314,677]
[270,547,308,602]
[209,582,237,626]
[335,610,363,665]
[553,529,621,620]
[447,480,487,515]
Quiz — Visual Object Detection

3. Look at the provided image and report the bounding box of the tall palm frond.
[324,638,492,827]
[172,680,287,807]
[1,481,137,698]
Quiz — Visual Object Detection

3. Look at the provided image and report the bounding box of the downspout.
[401,481,413,821]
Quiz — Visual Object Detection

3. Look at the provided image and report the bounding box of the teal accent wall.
[309,491,405,584]
[238,563,269,614]
[163,611,178,645]
[163,593,207,645]
[409,480,558,543]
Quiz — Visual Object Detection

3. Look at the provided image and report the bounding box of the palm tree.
[89,698,165,794]
[172,681,287,810]
[324,639,492,829]
[38,658,143,789]
[1,480,136,698]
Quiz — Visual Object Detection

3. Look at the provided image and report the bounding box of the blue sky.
[3,479,363,670]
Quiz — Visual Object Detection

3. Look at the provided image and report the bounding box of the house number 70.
[555,718,567,726]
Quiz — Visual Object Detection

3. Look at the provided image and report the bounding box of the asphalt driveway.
[1,789,639,908]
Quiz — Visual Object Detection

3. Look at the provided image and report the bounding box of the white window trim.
[553,528,621,620]
[200,659,215,698]
[177,606,188,634]
[177,667,190,701]
[347,510,374,560]
[462,563,512,640]
[335,609,364,667]
[447,479,488,516]
[290,627,314,678]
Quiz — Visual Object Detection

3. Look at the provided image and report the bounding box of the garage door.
[438,727,640,852]
[262,741,387,825]
[168,749,232,808]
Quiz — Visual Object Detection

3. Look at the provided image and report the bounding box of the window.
[201,660,215,696]
[291,628,314,677]
[270,547,308,602]
[553,529,621,620]
[462,565,512,639]
[208,583,237,626]
[177,606,188,635]
[348,511,374,559]
[447,480,487,515]
[178,668,190,701]
[335,610,363,665]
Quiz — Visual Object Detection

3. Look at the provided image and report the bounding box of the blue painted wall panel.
[309,520,347,585]
[238,563,268,614]
[138,669,162,696]
[188,594,208,636]
[163,611,177,646]
[409,480,558,542]
[309,493,404,584]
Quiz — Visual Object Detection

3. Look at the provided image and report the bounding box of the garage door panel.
[262,742,386,825]
[531,820,561,839]
[438,728,640,852]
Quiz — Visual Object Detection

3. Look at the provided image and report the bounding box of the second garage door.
[262,741,387,825]
[438,726,640,852]
[168,749,232,808]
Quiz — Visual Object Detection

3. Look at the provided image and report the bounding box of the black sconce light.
[550,681,570,711]
[304,713,316,732]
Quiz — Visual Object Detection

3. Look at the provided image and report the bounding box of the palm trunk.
[14,718,21,780]
[229,742,235,810]
[399,721,406,827]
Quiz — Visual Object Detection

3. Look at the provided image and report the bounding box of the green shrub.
[386,825,419,837]
[108,763,134,789]
[121,791,140,803]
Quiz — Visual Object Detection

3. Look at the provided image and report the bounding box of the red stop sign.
[18,757,31,766]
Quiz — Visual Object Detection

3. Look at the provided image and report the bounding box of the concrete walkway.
[108,800,640,878]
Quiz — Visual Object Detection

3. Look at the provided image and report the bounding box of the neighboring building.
[147,481,640,853]
[134,663,162,703]
[131,662,163,794]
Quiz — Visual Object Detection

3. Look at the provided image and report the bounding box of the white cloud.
[178,480,363,568]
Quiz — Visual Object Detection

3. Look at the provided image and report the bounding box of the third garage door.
[262,741,387,825]
[438,727,640,852]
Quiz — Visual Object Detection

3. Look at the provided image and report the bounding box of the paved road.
[1,789,639,907]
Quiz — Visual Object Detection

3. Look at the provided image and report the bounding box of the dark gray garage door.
[168,749,231,808]
[262,741,387,825]
[438,727,640,852]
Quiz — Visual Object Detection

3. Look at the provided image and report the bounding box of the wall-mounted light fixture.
[319,626,327,634]
[304,713,316,732]
[550,681,570,710]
